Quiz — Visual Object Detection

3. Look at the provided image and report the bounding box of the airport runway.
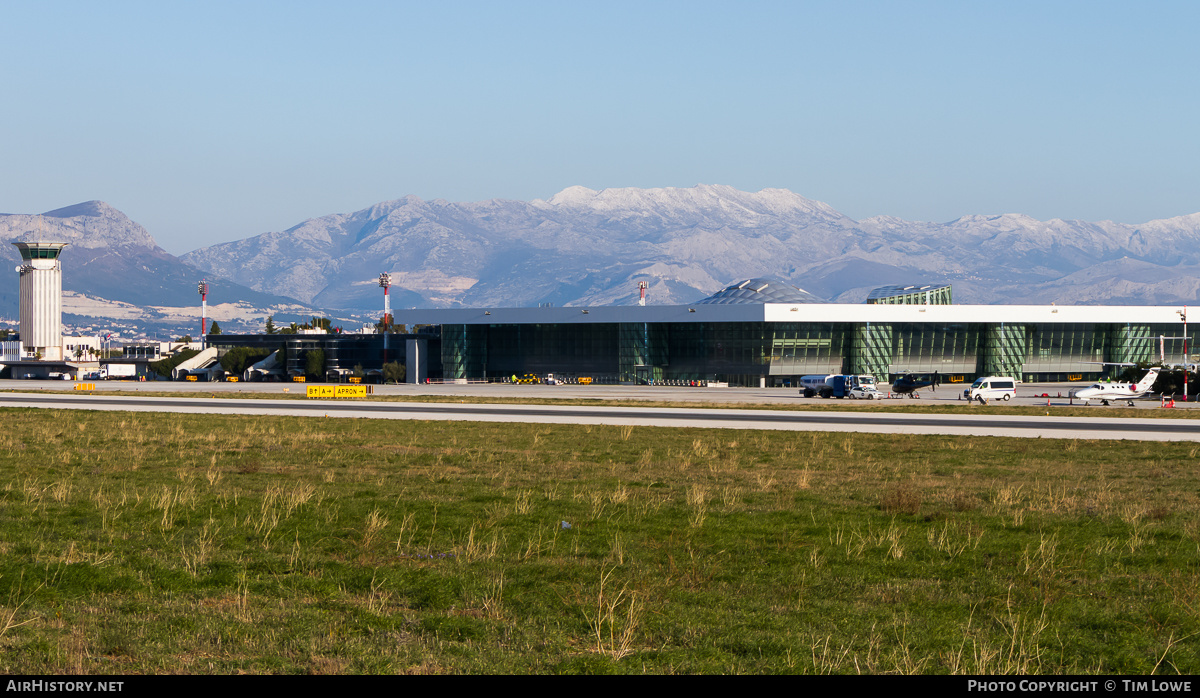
[1,391,1198,441]
[3,378,1194,408]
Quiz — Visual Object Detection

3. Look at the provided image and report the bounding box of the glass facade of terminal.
[445,323,619,380]
[1023,324,1105,376]
[865,284,953,305]
[888,323,980,375]
[201,318,1200,386]
[439,320,1200,386]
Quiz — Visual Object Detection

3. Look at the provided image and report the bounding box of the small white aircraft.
[1074,367,1160,406]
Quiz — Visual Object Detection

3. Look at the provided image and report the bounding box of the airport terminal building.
[396,280,1195,387]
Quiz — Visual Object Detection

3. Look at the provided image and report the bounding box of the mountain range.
[0,202,316,336]
[182,184,1200,309]
[3,186,1200,336]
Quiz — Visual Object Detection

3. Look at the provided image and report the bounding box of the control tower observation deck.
[13,242,67,361]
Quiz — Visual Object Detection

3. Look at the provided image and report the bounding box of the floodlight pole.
[379,273,392,364]
[198,280,208,350]
[1182,306,1189,403]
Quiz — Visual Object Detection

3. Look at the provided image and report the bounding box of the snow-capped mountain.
[5,186,1200,338]
[183,185,1200,310]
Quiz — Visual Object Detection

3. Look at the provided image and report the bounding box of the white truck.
[799,374,877,399]
[99,364,137,380]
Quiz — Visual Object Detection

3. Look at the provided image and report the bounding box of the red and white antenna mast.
[638,280,648,307]
[379,273,392,363]
[197,280,209,348]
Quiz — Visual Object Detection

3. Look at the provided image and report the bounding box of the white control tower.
[13,242,67,361]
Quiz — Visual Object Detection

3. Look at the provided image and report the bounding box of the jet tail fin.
[1136,368,1160,393]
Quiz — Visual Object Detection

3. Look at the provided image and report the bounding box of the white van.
[965,377,1017,402]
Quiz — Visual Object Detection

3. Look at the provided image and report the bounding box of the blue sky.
[3,1,1198,254]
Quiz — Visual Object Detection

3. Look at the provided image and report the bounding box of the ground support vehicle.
[800,374,877,399]
[99,364,137,380]
[964,376,1016,403]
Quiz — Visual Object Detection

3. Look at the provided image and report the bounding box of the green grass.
[1,408,1199,673]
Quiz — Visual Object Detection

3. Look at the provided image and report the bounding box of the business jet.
[1073,367,1160,406]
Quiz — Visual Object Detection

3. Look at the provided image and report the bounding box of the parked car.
[847,385,883,400]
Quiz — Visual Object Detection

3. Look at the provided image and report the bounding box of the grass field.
[1,406,1199,674]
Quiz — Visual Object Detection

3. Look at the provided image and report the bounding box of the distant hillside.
[0,202,323,334]
[5,189,1199,337]
[182,185,1200,310]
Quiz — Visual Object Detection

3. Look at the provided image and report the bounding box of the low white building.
[64,335,102,360]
